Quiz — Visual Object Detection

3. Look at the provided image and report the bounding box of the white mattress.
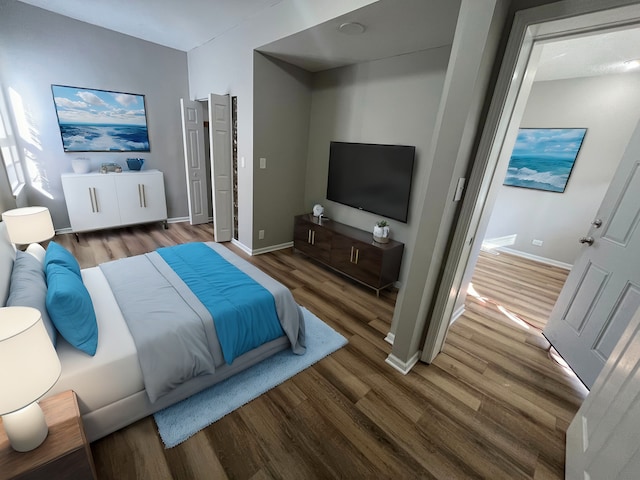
[46,267,145,414]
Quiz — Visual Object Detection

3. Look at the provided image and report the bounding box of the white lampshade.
[0,306,61,415]
[2,206,55,244]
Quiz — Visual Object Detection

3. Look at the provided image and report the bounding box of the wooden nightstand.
[0,390,96,480]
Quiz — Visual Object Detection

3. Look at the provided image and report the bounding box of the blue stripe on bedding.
[156,243,284,364]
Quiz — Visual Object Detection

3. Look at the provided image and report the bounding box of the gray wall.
[187,0,377,250]
[485,73,640,265]
[253,53,312,249]
[305,47,451,283]
[0,0,190,228]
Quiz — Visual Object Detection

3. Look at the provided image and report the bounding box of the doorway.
[422,1,640,370]
[457,26,640,356]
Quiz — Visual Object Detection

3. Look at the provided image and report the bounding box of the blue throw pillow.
[45,263,98,356]
[7,250,57,345]
[45,241,81,278]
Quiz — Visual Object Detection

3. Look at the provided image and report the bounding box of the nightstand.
[0,390,96,480]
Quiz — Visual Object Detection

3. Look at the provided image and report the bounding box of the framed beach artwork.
[51,85,150,152]
[504,128,587,193]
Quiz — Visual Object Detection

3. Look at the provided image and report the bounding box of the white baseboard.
[482,234,517,251]
[231,238,252,255]
[450,305,465,325]
[167,216,190,224]
[384,332,395,345]
[385,350,421,375]
[497,246,572,270]
[252,241,293,256]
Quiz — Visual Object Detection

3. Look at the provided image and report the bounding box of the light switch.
[240,156,245,168]
[259,157,266,169]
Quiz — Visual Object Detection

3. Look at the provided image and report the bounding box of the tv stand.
[293,214,404,296]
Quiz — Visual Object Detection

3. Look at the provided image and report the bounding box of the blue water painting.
[52,85,150,152]
[504,128,586,193]
[59,124,149,152]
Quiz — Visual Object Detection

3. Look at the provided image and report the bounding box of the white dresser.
[61,170,168,233]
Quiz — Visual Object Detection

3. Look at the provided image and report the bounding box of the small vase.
[373,225,390,244]
[71,157,91,174]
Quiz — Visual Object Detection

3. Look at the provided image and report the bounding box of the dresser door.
[116,172,167,226]
[331,235,383,287]
[62,175,120,232]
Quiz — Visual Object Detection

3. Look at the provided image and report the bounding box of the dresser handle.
[308,229,312,244]
[138,184,143,207]
[142,184,147,207]
[90,187,99,213]
[354,248,359,264]
[311,231,315,245]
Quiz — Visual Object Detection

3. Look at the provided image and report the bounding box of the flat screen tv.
[326,141,415,223]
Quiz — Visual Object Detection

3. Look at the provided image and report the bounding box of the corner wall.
[0,0,190,228]
[253,53,312,249]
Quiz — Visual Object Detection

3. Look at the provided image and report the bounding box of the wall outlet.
[258,229,265,240]
[259,157,266,169]
[532,239,543,246]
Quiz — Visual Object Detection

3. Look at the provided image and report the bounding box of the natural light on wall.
[8,87,51,200]
[0,88,25,196]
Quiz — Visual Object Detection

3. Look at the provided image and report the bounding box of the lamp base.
[2,402,49,452]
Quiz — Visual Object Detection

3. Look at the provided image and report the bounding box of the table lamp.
[0,306,61,452]
[1,206,55,245]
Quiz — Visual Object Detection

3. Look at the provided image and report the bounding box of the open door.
[565,305,640,479]
[208,94,233,242]
[180,99,209,225]
[543,119,640,388]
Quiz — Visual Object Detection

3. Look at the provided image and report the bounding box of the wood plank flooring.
[55,224,588,479]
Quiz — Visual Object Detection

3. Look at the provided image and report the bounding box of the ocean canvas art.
[504,128,587,193]
[52,85,150,152]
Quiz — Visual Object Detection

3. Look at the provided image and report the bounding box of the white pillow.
[25,242,46,264]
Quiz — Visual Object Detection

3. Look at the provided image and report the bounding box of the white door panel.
[209,93,233,242]
[566,305,640,480]
[544,120,640,388]
[180,99,209,225]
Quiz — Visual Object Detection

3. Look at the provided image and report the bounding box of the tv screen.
[326,141,415,223]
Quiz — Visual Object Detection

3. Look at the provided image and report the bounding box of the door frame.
[422,0,640,363]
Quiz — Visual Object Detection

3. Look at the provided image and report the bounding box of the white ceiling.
[257,0,460,72]
[16,0,640,79]
[535,28,640,81]
[17,0,289,52]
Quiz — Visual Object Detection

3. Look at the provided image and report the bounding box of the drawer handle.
[89,187,100,213]
[308,229,312,244]
[138,184,147,208]
[349,246,360,265]
[350,246,359,264]
[311,230,315,245]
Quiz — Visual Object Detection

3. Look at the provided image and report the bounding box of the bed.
[0,222,305,442]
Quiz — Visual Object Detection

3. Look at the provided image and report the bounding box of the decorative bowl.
[126,158,144,171]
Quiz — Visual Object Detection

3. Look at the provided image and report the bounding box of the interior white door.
[180,98,209,225]
[565,305,640,479]
[543,119,640,388]
[209,93,233,242]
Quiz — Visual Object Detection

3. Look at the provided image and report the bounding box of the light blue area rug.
[154,307,347,448]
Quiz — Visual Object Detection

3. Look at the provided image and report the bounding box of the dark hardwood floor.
[55,223,588,479]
